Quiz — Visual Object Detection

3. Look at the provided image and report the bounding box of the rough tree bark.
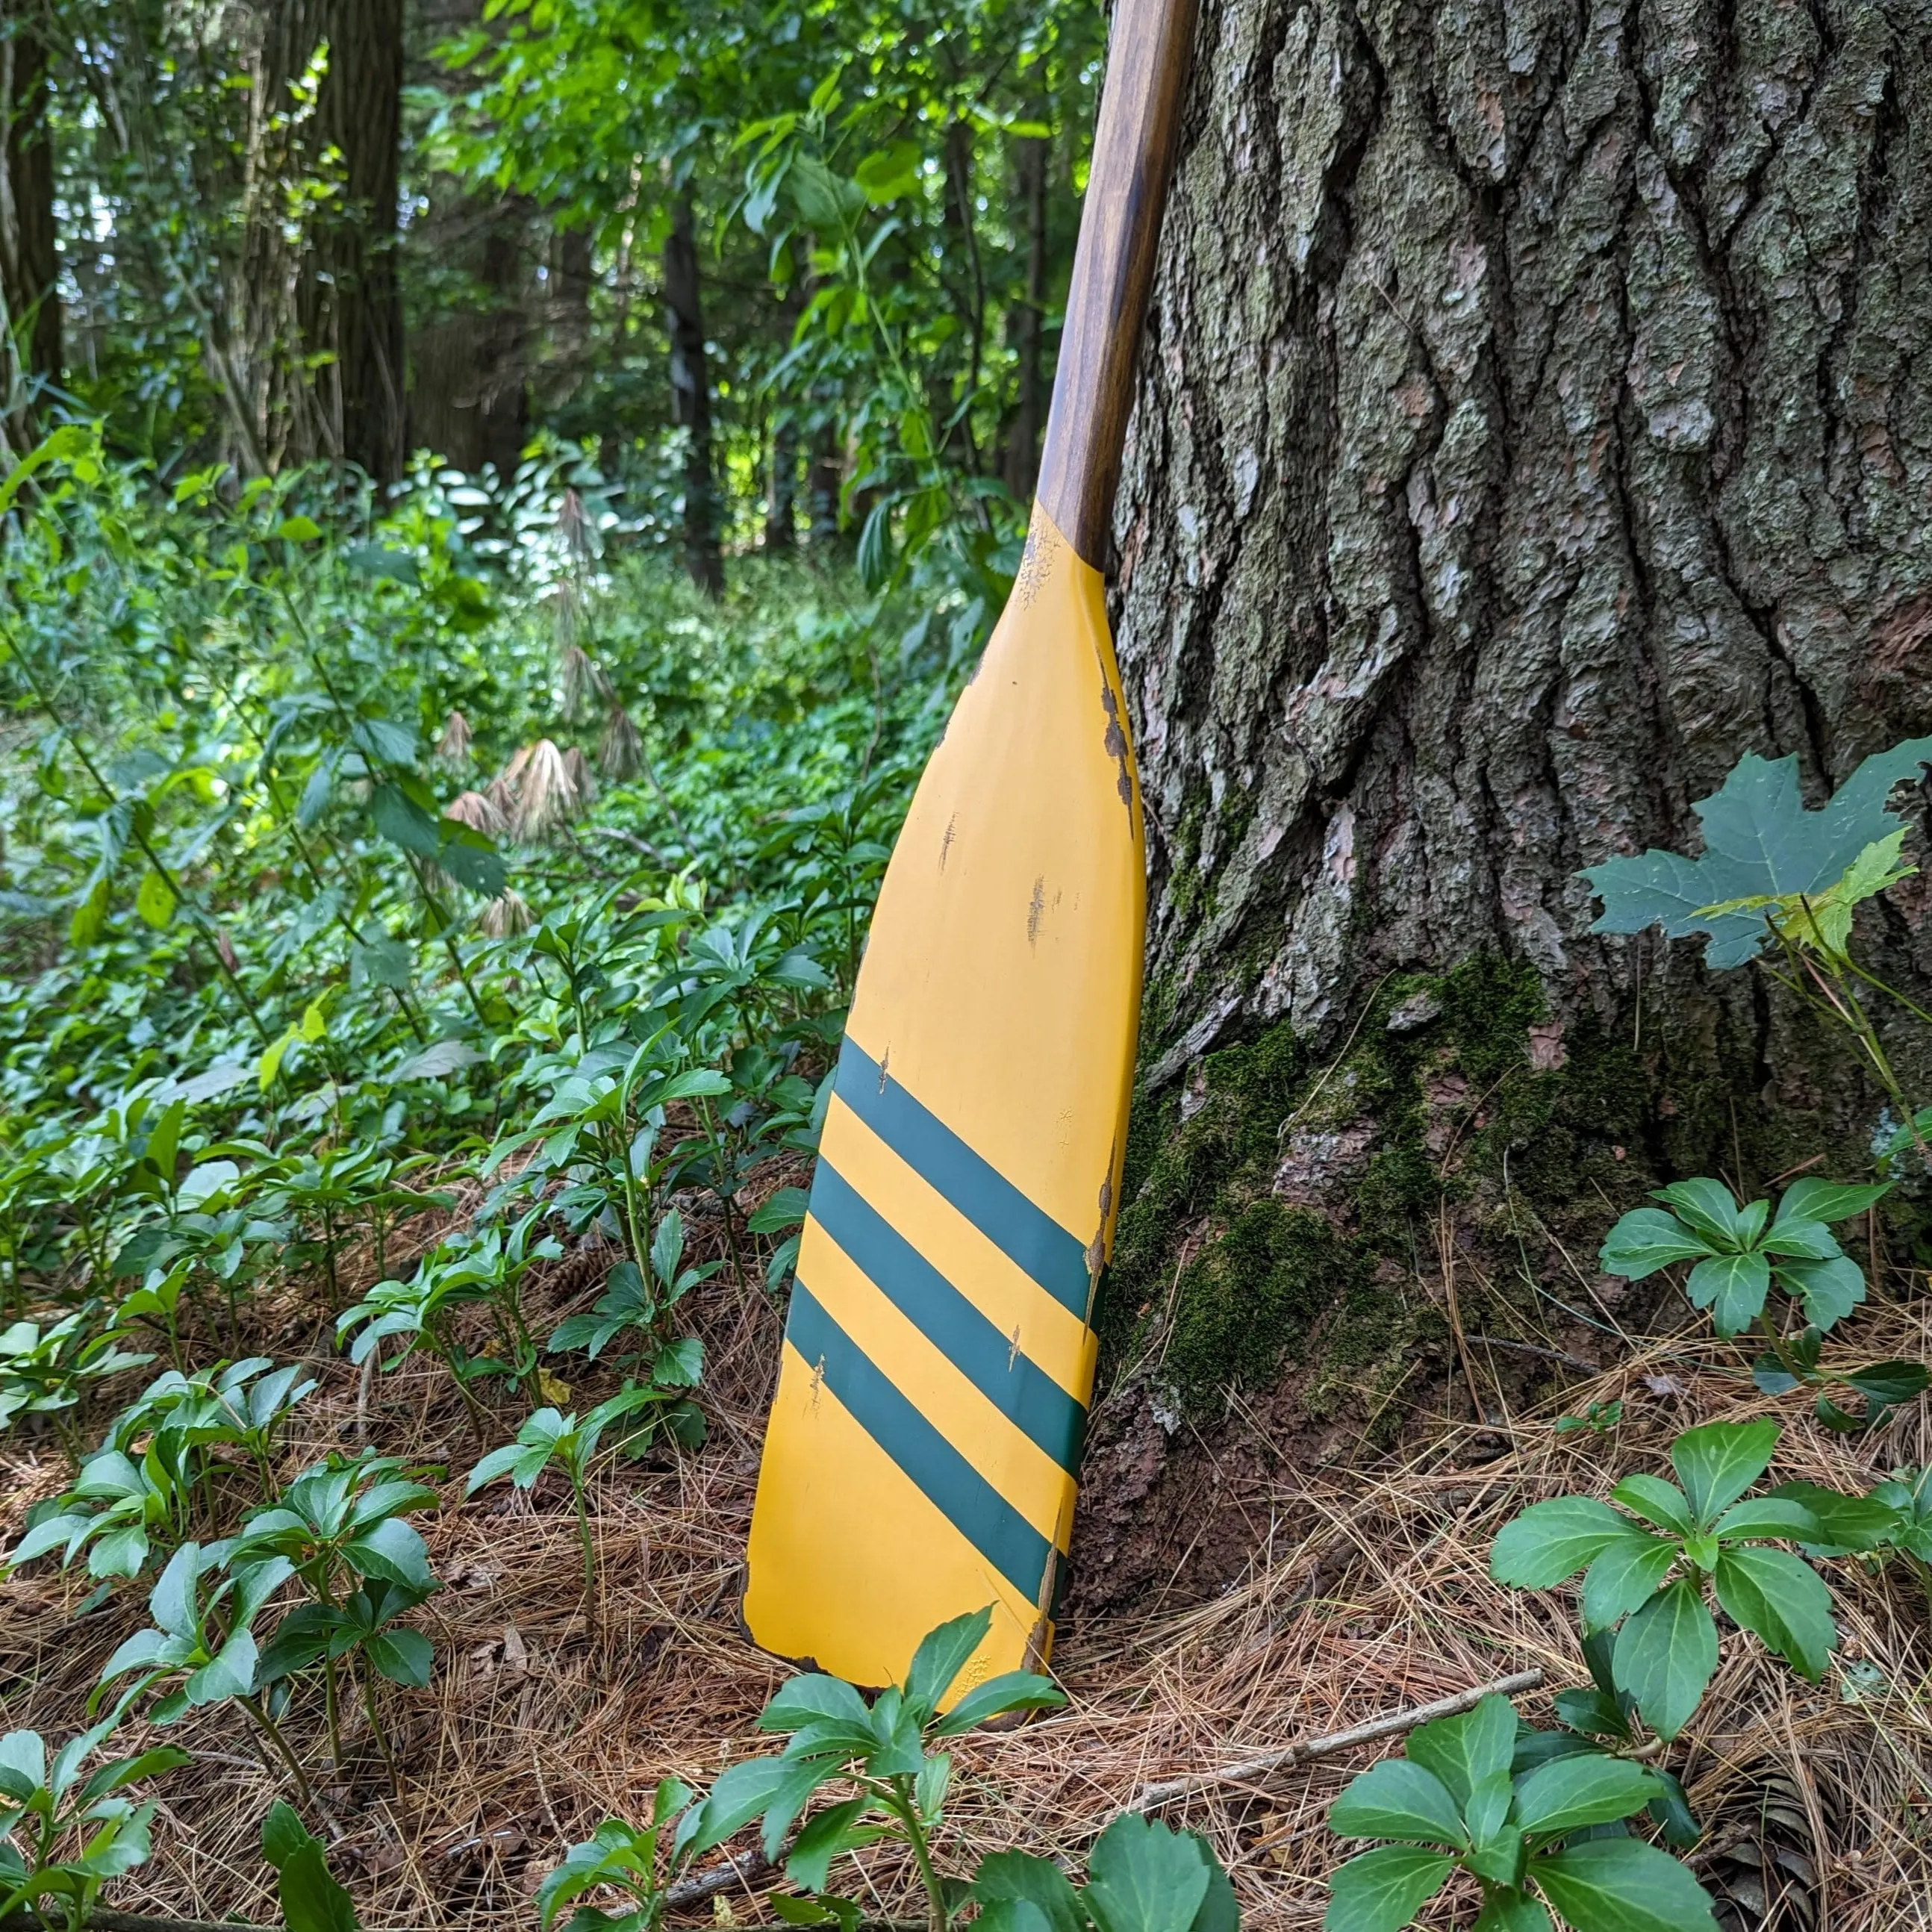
[1072,0,1932,1610]
[0,0,58,453]
[664,190,723,595]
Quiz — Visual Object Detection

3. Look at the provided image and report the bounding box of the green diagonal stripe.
[785,1282,1054,1603]
[808,1163,1087,1473]
[835,1036,1093,1318]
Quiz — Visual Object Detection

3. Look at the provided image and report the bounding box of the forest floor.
[4,1189,1931,1932]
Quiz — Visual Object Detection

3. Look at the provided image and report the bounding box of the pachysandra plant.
[969,1815,1235,1932]
[537,1780,694,1932]
[1322,1693,1717,1932]
[1598,1177,1925,1424]
[0,1724,192,1932]
[1490,1421,1838,1739]
[676,1607,1068,1932]
[1776,1466,1932,1618]
[261,1798,362,1932]
[1509,1632,1698,1851]
[90,1542,314,1804]
[466,1382,701,1600]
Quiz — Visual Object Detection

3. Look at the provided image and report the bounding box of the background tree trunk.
[664,190,723,594]
[1074,0,1932,1613]
[1000,129,1049,505]
[303,0,403,481]
[0,0,59,452]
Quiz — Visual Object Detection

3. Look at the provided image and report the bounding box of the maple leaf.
[1581,740,1932,967]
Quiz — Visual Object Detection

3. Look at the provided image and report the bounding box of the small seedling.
[1554,1401,1622,1438]
[466,1383,699,1600]
[538,1782,694,1932]
[677,1607,1066,1932]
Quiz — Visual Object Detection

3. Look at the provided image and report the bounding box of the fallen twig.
[1121,1667,1545,1816]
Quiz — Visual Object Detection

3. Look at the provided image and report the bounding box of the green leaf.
[1710,1497,1817,1542]
[783,1797,870,1892]
[1757,1216,1841,1261]
[1406,1695,1517,1808]
[1470,1897,1552,1932]
[1328,1760,1466,1848]
[1598,1209,1710,1280]
[274,516,323,541]
[902,1607,992,1720]
[853,141,923,203]
[1580,738,1932,968]
[1083,1813,1212,1932]
[758,1673,870,1734]
[261,1799,310,1871]
[1608,1475,1693,1537]
[1490,1498,1636,1588]
[1578,1534,1677,1632]
[135,870,175,929]
[364,1629,433,1687]
[1531,1836,1718,1932]
[1670,1420,1780,1526]
[1610,1580,1717,1739]
[971,1850,1084,1932]
[1842,1360,1930,1408]
[1510,1754,1657,1839]
[1653,1180,1746,1246]
[345,1518,435,1592]
[1774,1254,1867,1330]
[1768,1482,1897,1554]
[1775,1177,1891,1226]
[929,1670,1066,1736]
[370,784,443,859]
[1321,1845,1454,1932]
[275,1840,358,1932]
[1711,1546,1836,1680]
[1683,1250,1770,1335]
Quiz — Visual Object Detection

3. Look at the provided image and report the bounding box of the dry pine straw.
[3,1212,1932,1932]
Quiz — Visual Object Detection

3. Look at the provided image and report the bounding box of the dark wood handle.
[1035,0,1198,570]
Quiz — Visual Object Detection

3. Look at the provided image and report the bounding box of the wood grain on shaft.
[1035,0,1197,568]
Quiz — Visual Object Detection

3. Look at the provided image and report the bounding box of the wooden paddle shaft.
[1035,0,1198,570]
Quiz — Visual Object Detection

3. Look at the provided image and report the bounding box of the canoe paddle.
[744,0,1197,1692]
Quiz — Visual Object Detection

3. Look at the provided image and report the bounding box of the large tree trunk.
[403,0,528,477]
[0,0,58,454]
[664,191,723,595]
[1073,0,1932,1612]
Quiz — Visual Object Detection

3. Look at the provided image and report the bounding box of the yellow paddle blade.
[744,505,1145,1692]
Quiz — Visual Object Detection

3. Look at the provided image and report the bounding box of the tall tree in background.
[235,0,403,476]
[305,0,403,479]
[406,0,528,473]
[1076,0,1932,1598]
[663,187,721,593]
[0,0,58,452]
